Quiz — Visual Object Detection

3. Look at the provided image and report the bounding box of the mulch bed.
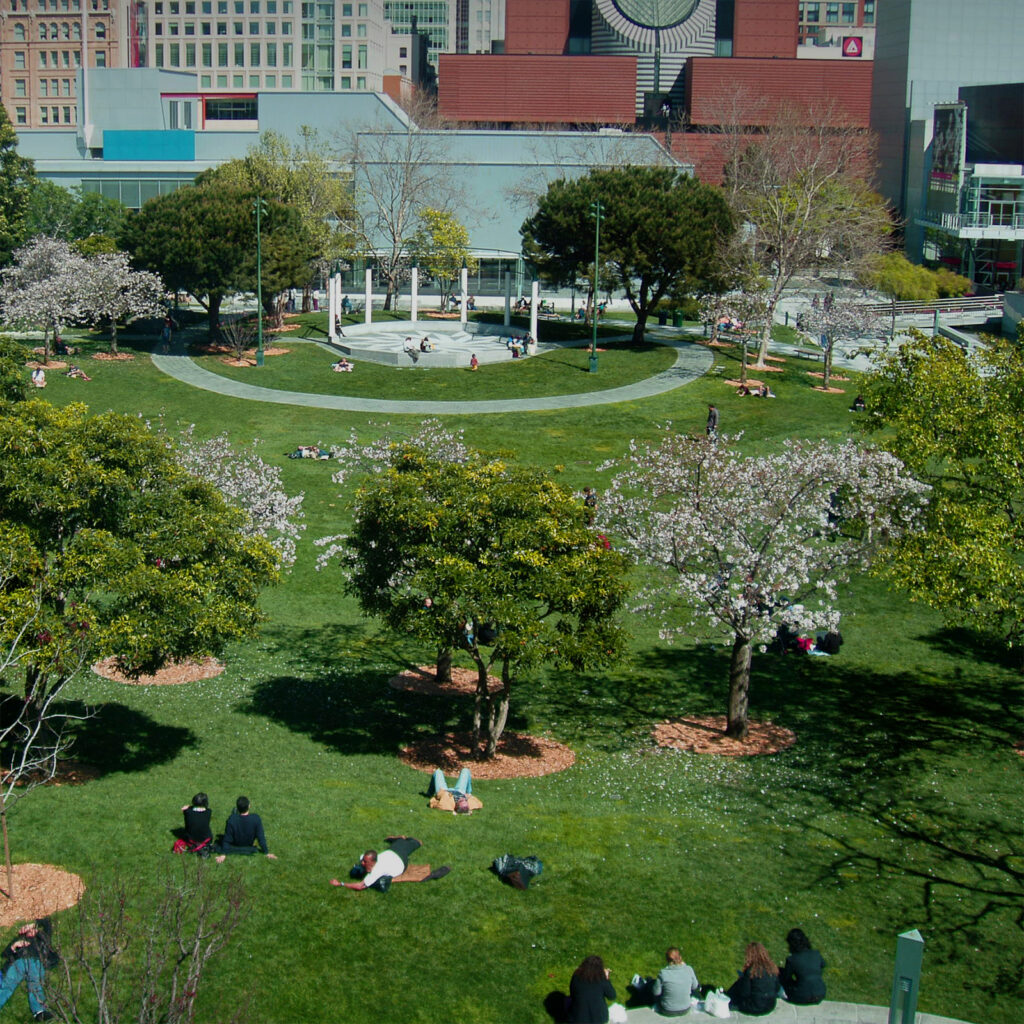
[26,360,68,370]
[811,385,847,394]
[389,665,502,697]
[92,352,135,361]
[0,864,85,927]
[92,656,224,686]
[399,732,576,778]
[807,371,850,381]
[2,760,101,789]
[653,715,796,756]
[724,378,765,388]
[749,363,785,373]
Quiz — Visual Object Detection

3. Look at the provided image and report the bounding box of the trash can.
[658,313,668,326]
[672,310,684,328]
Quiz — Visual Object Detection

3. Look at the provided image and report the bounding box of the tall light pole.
[253,196,268,366]
[590,199,603,374]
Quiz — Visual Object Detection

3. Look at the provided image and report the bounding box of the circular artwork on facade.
[611,0,700,28]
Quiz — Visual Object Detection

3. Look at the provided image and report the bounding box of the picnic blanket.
[393,864,450,883]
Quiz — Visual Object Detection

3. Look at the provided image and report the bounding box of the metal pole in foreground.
[253,196,267,366]
[888,929,924,1024]
[590,199,603,373]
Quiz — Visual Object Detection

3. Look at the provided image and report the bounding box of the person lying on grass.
[427,767,482,815]
[330,837,450,891]
[215,795,278,863]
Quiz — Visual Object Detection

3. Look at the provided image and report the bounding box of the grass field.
[4,325,1021,1024]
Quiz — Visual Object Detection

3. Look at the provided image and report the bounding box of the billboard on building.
[930,103,966,193]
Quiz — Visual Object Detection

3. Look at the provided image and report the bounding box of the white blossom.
[78,251,165,353]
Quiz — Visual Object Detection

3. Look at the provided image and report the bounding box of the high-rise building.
[0,0,125,130]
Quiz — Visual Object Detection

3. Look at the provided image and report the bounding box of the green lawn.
[4,339,1020,1024]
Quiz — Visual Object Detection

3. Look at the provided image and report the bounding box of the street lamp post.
[253,196,268,366]
[590,199,603,374]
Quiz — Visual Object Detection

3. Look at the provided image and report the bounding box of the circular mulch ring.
[389,665,502,697]
[811,385,847,394]
[749,363,785,373]
[92,352,135,361]
[807,371,849,382]
[399,732,575,778]
[724,378,765,388]
[92,656,224,686]
[653,715,796,756]
[27,359,68,370]
[0,865,85,927]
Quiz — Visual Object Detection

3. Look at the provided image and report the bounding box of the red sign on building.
[842,36,863,57]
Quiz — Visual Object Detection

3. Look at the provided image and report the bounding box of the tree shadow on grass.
[919,624,1024,672]
[244,625,531,756]
[60,700,198,775]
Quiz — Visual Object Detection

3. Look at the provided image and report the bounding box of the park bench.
[793,347,825,361]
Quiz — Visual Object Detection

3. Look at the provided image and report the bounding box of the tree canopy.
[121,178,311,334]
[0,103,36,267]
[521,166,734,343]
[599,431,926,737]
[410,208,477,308]
[22,179,128,246]
[862,331,1024,651]
[320,433,630,758]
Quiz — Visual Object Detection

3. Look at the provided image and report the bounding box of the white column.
[327,271,337,343]
[460,266,469,325]
[411,266,419,323]
[530,279,539,340]
[364,267,373,325]
[503,271,511,326]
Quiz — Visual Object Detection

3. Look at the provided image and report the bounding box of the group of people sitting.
[507,334,535,358]
[736,383,775,398]
[331,357,353,372]
[176,792,277,863]
[569,929,826,1022]
[288,444,331,459]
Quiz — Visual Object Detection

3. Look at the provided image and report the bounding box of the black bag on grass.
[493,853,543,890]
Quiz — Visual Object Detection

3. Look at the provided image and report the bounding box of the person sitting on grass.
[331,837,426,891]
[66,365,91,381]
[725,942,778,1016]
[178,792,213,856]
[30,368,46,388]
[215,796,278,863]
[0,919,57,1021]
[331,358,353,372]
[427,768,482,815]
[630,947,700,1016]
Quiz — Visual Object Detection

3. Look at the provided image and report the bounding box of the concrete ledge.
[624,1001,975,1024]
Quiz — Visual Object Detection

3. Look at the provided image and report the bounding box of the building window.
[265,72,276,85]
[249,73,259,86]
[266,40,276,64]
[218,41,227,63]
[399,46,406,58]
[62,78,71,94]
[94,50,105,66]
[14,51,26,69]
[356,21,365,36]
[340,75,350,88]
[94,20,105,37]
[13,23,25,40]
[341,44,351,68]
[357,2,365,14]
[265,20,275,32]
[841,2,854,24]
[155,43,164,63]
[234,41,244,63]
[341,2,350,13]
[15,107,28,125]
[341,22,350,36]
[282,41,291,63]
[250,41,259,63]
[863,1,874,24]
[169,42,180,64]
[169,99,179,128]
[202,42,212,64]
[233,19,242,32]
[216,73,227,84]
[169,21,179,34]
[185,21,194,33]
[155,22,163,34]
[281,73,291,86]
[201,73,212,85]
[186,41,196,64]
[72,21,80,37]
[40,107,49,124]
[356,75,365,89]
[281,19,290,31]
[357,43,365,68]
[217,20,225,32]
[14,80,27,97]
[825,2,838,23]
[249,20,258,31]
[232,73,243,85]
[39,51,47,67]
[40,80,49,96]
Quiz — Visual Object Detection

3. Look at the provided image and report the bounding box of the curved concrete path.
[150,336,712,415]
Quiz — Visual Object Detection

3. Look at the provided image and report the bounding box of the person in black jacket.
[726,942,779,1016]
[781,928,826,1005]
[568,954,616,1023]
[0,918,57,1020]
[181,792,213,855]
[216,796,278,862]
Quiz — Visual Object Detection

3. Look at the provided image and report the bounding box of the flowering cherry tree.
[0,236,86,362]
[800,296,881,390]
[599,431,927,737]
[172,426,306,568]
[79,250,165,355]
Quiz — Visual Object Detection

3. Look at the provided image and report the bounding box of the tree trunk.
[42,325,51,365]
[110,320,119,356]
[207,293,223,339]
[1,788,13,899]
[483,661,512,758]
[435,647,452,685]
[754,289,783,366]
[740,339,749,385]
[822,334,834,390]
[725,634,752,738]
[471,649,488,755]
[631,310,648,344]
[302,284,312,313]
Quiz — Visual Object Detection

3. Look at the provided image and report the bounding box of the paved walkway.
[624,999,973,1024]
[150,336,712,415]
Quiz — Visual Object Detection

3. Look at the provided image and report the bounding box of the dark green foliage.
[521,167,734,342]
[0,103,36,266]
[0,334,29,405]
[22,180,128,243]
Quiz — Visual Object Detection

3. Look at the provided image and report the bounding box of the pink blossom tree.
[0,236,86,362]
[800,296,881,390]
[79,250,165,355]
[599,431,927,738]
